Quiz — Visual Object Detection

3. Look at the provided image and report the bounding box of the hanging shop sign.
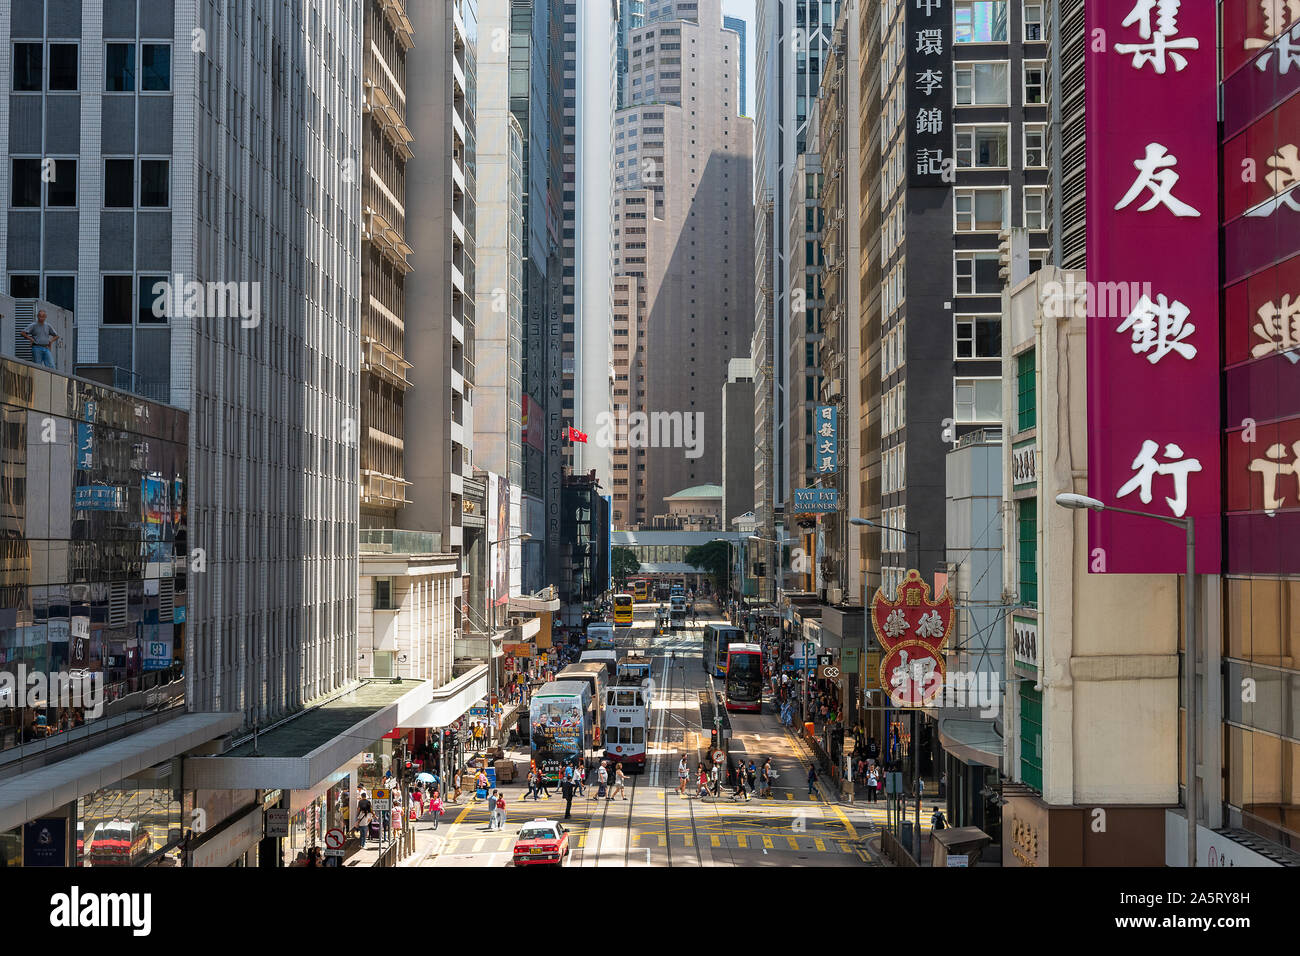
[870,570,953,708]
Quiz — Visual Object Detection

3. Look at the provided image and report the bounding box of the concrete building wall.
[722,357,755,525]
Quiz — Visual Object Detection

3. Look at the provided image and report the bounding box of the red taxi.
[512,819,570,867]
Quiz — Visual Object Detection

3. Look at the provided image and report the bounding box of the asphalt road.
[421,604,886,867]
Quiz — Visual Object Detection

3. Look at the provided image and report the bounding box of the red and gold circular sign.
[879,642,945,708]
[870,569,953,708]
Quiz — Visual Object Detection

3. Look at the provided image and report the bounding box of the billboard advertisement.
[1084,0,1221,573]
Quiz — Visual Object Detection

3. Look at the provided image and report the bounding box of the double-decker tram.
[612,592,635,625]
[702,623,744,678]
[603,678,650,771]
[723,642,763,713]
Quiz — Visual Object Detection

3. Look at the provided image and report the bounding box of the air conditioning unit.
[827,587,843,605]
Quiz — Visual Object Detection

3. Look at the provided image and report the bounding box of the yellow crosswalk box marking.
[786,836,800,851]
[711,835,721,848]
[785,793,793,800]
[472,839,485,853]
[500,838,514,851]
[683,834,694,847]
[761,835,774,849]
[656,833,666,846]
[814,838,827,852]
[736,835,747,848]
[577,834,586,848]
[837,841,852,853]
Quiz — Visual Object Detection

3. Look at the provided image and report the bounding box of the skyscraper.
[723,14,747,116]
[610,0,755,527]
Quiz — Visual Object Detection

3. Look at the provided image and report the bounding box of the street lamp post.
[1056,493,1197,868]
[849,515,927,859]
[711,537,737,603]
[747,531,787,603]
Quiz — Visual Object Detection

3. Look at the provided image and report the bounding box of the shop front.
[1002,784,1166,866]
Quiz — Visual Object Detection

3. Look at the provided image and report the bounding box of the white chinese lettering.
[915,107,943,134]
[1114,143,1202,217]
[1245,145,1300,217]
[1114,0,1200,73]
[1245,1,1300,48]
[1248,440,1300,511]
[915,610,944,640]
[817,421,835,438]
[1255,20,1300,72]
[1252,294,1300,362]
[915,29,943,55]
[915,148,945,175]
[916,0,943,15]
[1116,439,1203,518]
[1116,293,1197,363]
[916,69,944,94]
[884,608,908,639]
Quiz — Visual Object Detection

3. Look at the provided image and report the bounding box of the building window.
[1024,187,1046,230]
[49,44,78,90]
[955,188,1008,232]
[955,252,1002,295]
[955,125,1009,168]
[13,43,41,91]
[954,377,1002,422]
[105,159,134,207]
[1024,2,1044,41]
[10,159,41,207]
[105,43,135,92]
[955,1,1009,43]
[1024,124,1046,167]
[140,160,170,206]
[1018,498,1037,604]
[102,275,134,324]
[9,275,40,298]
[139,276,168,323]
[45,275,75,313]
[1019,683,1043,791]
[955,61,1009,105]
[1024,61,1044,105]
[956,315,1002,359]
[46,159,77,206]
[1017,349,1036,431]
[374,578,394,610]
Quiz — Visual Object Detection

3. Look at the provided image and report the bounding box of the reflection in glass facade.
[0,358,187,754]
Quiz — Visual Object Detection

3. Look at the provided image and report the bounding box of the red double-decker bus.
[724,643,763,713]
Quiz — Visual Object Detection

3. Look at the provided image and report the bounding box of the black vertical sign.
[907,0,953,187]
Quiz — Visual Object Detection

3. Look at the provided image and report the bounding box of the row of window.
[955,186,1047,232]
[13,41,171,93]
[957,60,1045,106]
[10,158,170,209]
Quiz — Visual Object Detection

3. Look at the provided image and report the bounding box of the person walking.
[759,760,772,799]
[746,761,758,800]
[709,761,721,797]
[573,760,587,797]
[614,763,628,800]
[493,790,507,831]
[677,754,689,797]
[598,760,610,800]
[807,763,819,798]
[731,762,748,801]
[537,763,553,800]
[561,767,575,820]
[697,765,710,799]
[865,763,880,803]
[356,804,376,848]
[429,789,445,830]
[523,766,537,801]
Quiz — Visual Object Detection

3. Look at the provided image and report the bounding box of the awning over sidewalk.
[937,712,1002,769]
[402,665,488,729]
[0,711,242,832]
[184,679,438,791]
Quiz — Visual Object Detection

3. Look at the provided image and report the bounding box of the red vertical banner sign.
[1084,0,1222,574]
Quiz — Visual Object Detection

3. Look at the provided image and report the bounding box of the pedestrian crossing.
[429,830,867,855]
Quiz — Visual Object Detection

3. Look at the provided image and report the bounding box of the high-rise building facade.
[753,0,841,558]
[611,0,755,526]
[723,14,747,116]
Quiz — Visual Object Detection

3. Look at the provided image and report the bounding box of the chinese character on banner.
[1248,441,1300,511]
[1113,0,1200,73]
[1114,143,1202,217]
[871,570,953,709]
[1116,439,1203,518]
[915,68,944,94]
[915,148,945,175]
[1116,293,1197,363]
[1245,144,1300,217]
[1250,6,1300,74]
[1251,294,1300,361]
[916,0,943,14]
[915,108,943,134]
[915,29,943,55]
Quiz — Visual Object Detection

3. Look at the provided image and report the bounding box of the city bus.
[603,677,651,771]
[724,643,763,713]
[587,621,616,649]
[612,593,635,625]
[530,680,593,783]
[631,580,650,602]
[702,623,744,678]
[557,662,609,750]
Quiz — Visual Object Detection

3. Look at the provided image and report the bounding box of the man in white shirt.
[677,755,689,796]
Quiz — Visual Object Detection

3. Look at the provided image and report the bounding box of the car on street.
[512,819,570,867]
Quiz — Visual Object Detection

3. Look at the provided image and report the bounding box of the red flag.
[568,426,588,443]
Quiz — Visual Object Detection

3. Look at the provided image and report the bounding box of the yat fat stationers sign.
[792,487,840,513]
[815,405,838,474]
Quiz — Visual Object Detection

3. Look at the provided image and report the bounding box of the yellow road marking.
[761,835,774,849]
[577,834,586,848]
[656,833,666,846]
[814,838,827,852]
[711,835,721,848]
[452,802,474,826]
[736,835,747,848]
[837,841,852,853]
[472,839,485,852]
[785,793,793,801]
[786,836,800,850]
[684,833,694,846]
